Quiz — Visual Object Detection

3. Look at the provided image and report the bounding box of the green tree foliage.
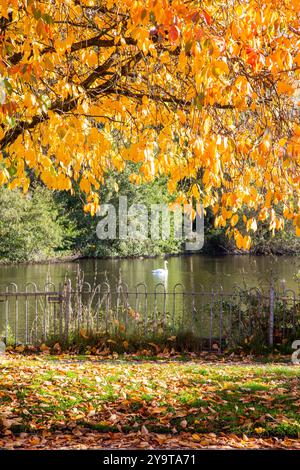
[55,166,183,258]
[0,186,68,262]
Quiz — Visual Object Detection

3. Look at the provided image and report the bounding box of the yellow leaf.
[255,427,265,434]
[213,60,229,75]
[277,81,294,95]
[213,204,219,215]
[230,214,239,227]
[24,92,36,107]
[243,235,251,250]
[191,184,200,199]
[86,50,98,67]
[80,177,91,194]
[235,230,244,249]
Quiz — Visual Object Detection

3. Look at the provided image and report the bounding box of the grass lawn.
[0,355,299,449]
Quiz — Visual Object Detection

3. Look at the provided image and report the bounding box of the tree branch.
[0,52,144,150]
[8,35,137,66]
[288,25,300,36]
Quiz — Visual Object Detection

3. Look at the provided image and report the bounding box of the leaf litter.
[0,354,299,449]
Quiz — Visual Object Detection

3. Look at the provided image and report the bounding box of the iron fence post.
[64,279,71,343]
[269,284,275,347]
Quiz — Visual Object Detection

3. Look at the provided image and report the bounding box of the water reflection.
[0,254,298,292]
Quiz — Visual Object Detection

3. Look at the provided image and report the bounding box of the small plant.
[0,324,15,347]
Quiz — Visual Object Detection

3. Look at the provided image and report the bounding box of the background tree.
[0,186,68,262]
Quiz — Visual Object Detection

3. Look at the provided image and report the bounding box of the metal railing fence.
[0,280,299,350]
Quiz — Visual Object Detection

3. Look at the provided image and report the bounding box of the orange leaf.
[201,10,212,25]
[169,25,180,43]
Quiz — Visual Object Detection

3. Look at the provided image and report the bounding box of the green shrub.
[0,186,69,262]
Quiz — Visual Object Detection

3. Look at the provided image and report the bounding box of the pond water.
[0,254,299,293]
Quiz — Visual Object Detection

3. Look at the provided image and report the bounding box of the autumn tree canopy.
[0,0,300,248]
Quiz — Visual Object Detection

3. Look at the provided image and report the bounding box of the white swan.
[152,260,168,275]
